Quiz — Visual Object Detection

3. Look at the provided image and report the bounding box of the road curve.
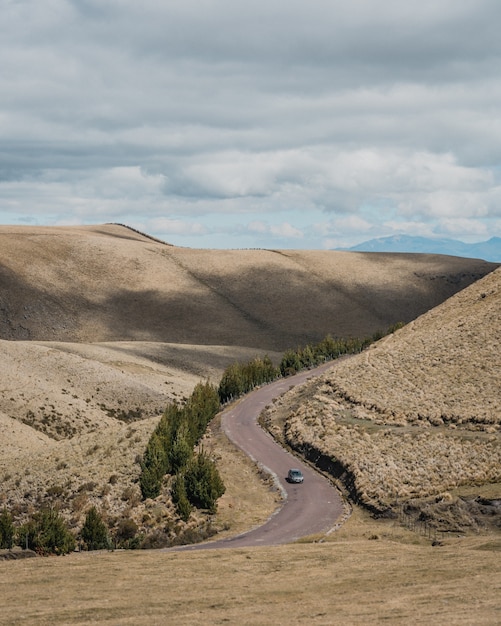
[178,362,344,551]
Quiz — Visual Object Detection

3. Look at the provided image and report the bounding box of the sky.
[1,0,501,249]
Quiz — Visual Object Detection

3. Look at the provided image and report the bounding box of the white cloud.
[269,222,303,239]
[314,215,372,237]
[247,221,268,234]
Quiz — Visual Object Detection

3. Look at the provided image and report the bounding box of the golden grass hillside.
[262,267,501,532]
[0,223,495,443]
[0,224,496,349]
[0,223,498,546]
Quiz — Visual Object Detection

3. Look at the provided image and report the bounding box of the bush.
[0,508,14,549]
[172,474,192,522]
[80,507,110,550]
[279,349,303,376]
[17,508,75,555]
[115,518,139,548]
[184,450,225,514]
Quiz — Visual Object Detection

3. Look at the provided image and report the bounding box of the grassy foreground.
[2,508,500,625]
[1,403,500,625]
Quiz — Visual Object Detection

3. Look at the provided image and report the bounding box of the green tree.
[218,363,244,402]
[298,344,315,368]
[0,508,14,549]
[169,422,193,474]
[140,382,221,502]
[184,450,225,514]
[260,355,280,382]
[280,349,302,376]
[218,357,279,403]
[186,381,220,436]
[140,432,168,499]
[18,508,75,555]
[80,506,109,550]
[171,474,192,522]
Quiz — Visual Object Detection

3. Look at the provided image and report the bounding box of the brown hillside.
[263,267,501,531]
[1,223,496,445]
[0,224,496,350]
[0,223,499,545]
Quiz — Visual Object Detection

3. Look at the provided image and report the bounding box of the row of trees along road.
[139,381,225,520]
[217,326,404,403]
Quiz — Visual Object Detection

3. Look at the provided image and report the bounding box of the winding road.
[178,362,344,550]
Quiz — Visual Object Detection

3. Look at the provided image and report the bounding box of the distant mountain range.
[338,235,501,262]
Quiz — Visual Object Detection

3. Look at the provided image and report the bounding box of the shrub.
[0,508,14,549]
[115,518,139,548]
[80,507,110,550]
[184,450,225,514]
[280,349,305,377]
[17,508,75,555]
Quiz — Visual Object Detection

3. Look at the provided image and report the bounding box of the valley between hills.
[1,223,500,624]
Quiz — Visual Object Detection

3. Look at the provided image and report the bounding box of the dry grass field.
[0,224,495,347]
[1,515,500,625]
[1,224,500,624]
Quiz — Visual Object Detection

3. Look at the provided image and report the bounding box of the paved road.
[178,362,344,551]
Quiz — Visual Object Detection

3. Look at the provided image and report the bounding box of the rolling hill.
[1,224,496,348]
[0,223,499,546]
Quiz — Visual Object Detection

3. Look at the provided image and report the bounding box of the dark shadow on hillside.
[0,255,497,351]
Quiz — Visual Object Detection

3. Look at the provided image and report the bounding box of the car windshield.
[291,470,301,476]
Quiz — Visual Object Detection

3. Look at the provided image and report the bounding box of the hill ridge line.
[108,223,174,246]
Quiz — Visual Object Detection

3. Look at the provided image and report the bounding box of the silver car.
[287,469,304,483]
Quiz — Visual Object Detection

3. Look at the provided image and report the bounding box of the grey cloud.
[1,0,501,246]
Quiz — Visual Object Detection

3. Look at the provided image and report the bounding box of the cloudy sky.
[1,0,500,249]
